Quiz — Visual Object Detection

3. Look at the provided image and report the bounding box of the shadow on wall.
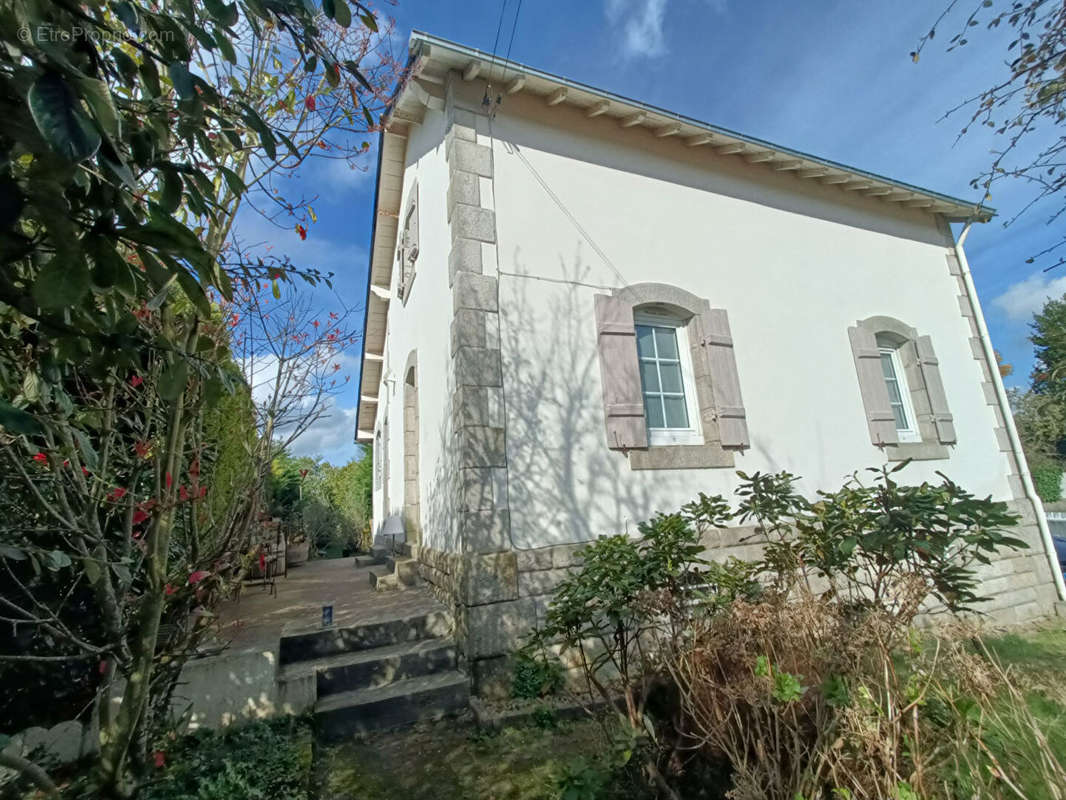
[500,252,657,550]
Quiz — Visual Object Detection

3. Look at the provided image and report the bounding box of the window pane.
[654,327,679,359]
[663,395,690,429]
[636,325,655,359]
[645,395,665,428]
[880,351,910,430]
[890,402,908,430]
[879,352,896,381]
[640,361,660,393]
[659,362,684,394]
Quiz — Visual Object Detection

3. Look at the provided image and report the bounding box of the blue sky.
[246,0,1064,464]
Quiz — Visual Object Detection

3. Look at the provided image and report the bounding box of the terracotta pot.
[286,540,310,567]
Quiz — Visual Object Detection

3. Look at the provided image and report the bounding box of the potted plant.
[286,533,310,567]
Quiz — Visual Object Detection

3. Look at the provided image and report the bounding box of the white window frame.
[634,310,703,447]
[877,339,921,444]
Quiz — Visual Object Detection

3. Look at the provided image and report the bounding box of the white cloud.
[288,400,359,462]
[605,0,669,59]
[992,273,1066,322]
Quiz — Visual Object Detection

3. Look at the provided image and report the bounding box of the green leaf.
[78,77,121,140]
[242,107,276,160]
[158,360,189,401]
[333,0,352,27]
[73,429,99,471]
[205,0,239,27]
[0,401,43,436]
[360,11,378,31]
[221,166,246,196]
[27,73,101,163]
[167,62,196,100]
[272,279,281,299]
[33,254,90,309]
[0,545,27,561]
[47,550,73,571]
[159,167,183,214]
[215,30,237,64]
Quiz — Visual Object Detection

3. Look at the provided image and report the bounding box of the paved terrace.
[212,557,446,651]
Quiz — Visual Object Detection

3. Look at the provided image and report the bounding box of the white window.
[876,335,920,443]
[635,310,702,446]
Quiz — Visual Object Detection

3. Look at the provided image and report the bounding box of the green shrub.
[142,717,312,800]
[1032,462,1063,503]
[511,651,564,700]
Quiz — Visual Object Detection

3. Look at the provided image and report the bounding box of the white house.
[355,31,1066,696]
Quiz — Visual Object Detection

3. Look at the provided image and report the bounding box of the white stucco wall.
[371,106,457,552]
[468,90,1011,550]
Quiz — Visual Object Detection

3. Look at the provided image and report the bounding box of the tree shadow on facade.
[499,251,657,551]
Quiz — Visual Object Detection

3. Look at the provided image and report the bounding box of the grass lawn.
[313,715,646,800]
[981,623,1066,782]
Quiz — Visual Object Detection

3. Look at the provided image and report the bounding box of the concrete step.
[385,556,418,586]
[370,545,390,561]
[315,671,470,740]
[354,553,386,568]
[369,568,399,591]
[278,610,452,665]
[293,638,457,698]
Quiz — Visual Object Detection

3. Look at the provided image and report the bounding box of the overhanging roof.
[354,30,993,444]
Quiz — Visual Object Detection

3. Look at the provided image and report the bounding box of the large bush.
[524,464,1059,800]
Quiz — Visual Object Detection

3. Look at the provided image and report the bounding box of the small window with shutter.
[849,316,955,461]
[593,283,749,469]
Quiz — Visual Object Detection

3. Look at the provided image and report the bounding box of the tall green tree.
[0,1,386,795]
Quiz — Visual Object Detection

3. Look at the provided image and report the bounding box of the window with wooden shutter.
[593,283,750,468]
[849,317,954,460]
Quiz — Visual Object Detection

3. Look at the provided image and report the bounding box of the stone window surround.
[611,283,735,471]
[856,315,949,462]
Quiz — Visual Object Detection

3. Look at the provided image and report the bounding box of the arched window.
[848,316,956,460]
[634,306,702,446]
[875,333,921,443]
[592,283,748,469]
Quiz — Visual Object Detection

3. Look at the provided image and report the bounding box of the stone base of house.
[416,495,1062,699]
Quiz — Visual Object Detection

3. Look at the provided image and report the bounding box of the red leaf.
[153,751,166,769]
[179,485,189,502]
[305,95,316,111]
[295,224,307,241]
[32,452,47,463]
[130,375,143,388]
[166,472,173,489]
[188,570,208,585]
[133,509,149,525]
[164,583,175,596]
[108,487,128,501]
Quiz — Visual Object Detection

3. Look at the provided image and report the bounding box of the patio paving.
[212,557,446,651]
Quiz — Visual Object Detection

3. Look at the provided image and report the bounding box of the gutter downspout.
[954,223,1066,602]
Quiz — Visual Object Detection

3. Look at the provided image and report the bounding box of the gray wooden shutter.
[915,335,957,444]
[698,309,749,448]
[848,326,899,446]
[594,294,647,450]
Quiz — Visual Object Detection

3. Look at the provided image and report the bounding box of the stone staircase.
[368,543,419,591]
[278,607,469,740]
